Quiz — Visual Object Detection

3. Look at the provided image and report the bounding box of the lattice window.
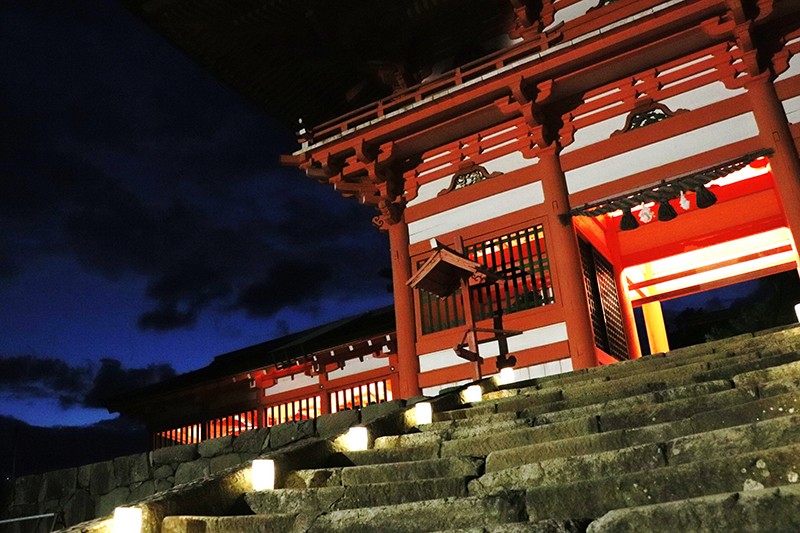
[418,225,554,334]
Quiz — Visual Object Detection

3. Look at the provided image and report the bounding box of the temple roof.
[120,0,517,128]
[106,305,395,410]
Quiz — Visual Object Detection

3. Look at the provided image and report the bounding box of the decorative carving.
[438,163,502,196]
[613,102,685,135]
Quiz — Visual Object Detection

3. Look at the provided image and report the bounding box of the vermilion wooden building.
[115,0,800,447]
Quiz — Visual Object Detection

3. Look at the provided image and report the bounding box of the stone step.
[304,493,527,533]
[523,443,800,522]
[334,442,440,466]
[472,413,800,496]
[284,456,483,488]
[436,351,799,425]
[246,476,470,515]
[430,519,592,533]
[162,514,297,533]
[484,396,800,473]
[586,483,800,533]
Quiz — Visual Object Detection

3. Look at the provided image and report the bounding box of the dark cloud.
[0,354,176,409]
[0,3,392,331]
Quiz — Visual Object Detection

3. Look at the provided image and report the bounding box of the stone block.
[316,409,359,439]
[231,428,269,454]
[96,486,130,518]
[63,489,95,527]
[153,465,173,479]
[77,464,91,489]
[209,454,243,474]
[129,480,156,502]
[174,458,210,486]
[13,474,43,505]
[152,443,198,466]
[113,453,151,486]
[198,435,233,458]
[154,479,173,493]
[267,419,314,450]
[42,467,77,502]
[361,400,405,425]
[88,461,115,496]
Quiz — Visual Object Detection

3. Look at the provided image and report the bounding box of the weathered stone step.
[422,411,520,433]
[162,514,297,533]
[246,476,469,515]
[430,518,592,533]
[587,483,800,533]
[304,493,527,533]
[524,443,800,522]
[284,456,483,488]
[473,413,800,495]
[335,442,440,466]
[484,397,800,473]
[438,351,799,425]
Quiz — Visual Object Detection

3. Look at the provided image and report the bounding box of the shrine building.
[112,0,800,448]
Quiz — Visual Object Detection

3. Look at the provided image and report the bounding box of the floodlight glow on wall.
[415,402,433,425]
[112,506,142,533]
[464,385,483,403]
[345,427,369,451]
[498,367,516,385]
[251,459,275,491]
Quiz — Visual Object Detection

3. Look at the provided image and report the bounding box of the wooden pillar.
[745,72,800,259]
[388,218,422,398]
[538,145,597,369]
[642,300,669,354]
[318,372,331,416]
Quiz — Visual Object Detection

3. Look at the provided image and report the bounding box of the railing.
[330,378,393,413]
[153,410,258,449]
[264,396,321,427]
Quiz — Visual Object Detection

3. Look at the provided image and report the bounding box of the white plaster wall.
[265,373,319,395]
[565,112,759,193]
[408,181,544,244]
[326,354,390,379]
[418,322,568,373]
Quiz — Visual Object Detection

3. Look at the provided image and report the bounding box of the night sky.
[0,2,392,431]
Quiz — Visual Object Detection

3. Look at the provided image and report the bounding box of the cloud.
[0,354,176,409]
[0,3,392,332]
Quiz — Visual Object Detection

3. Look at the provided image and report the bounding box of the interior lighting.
[679,191,690,211]
[620,208,639,231]
[498,367,516,385]
[112,507,142,533]
[464,385,483,403]
[695,185,717,208]
[415,402,433,425]
[251,459,275,491]
[344,426,369,451]
[638,203,654,223]
[657,200,678,222]
[795,303,800,323]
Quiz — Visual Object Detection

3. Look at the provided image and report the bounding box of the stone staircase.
[67,326,800,532]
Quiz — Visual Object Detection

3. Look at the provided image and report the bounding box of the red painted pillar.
[388,218,422,397]
[537,145,598,369]
[745,72,800,258]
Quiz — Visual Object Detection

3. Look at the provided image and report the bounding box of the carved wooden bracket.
[437,163,502,196]
[611,102,686,136]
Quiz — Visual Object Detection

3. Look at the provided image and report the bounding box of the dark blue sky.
[0,1,392,428]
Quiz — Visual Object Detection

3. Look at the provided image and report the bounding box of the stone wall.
[0,400,406,530]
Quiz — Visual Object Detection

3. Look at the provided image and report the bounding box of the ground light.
[795,303,800,323]
[112,507,142,533]
[498,367,516,385]
[251,459,275,491]
[345,427,369,451]
[464,385,483,403]
[415,402,433,425]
